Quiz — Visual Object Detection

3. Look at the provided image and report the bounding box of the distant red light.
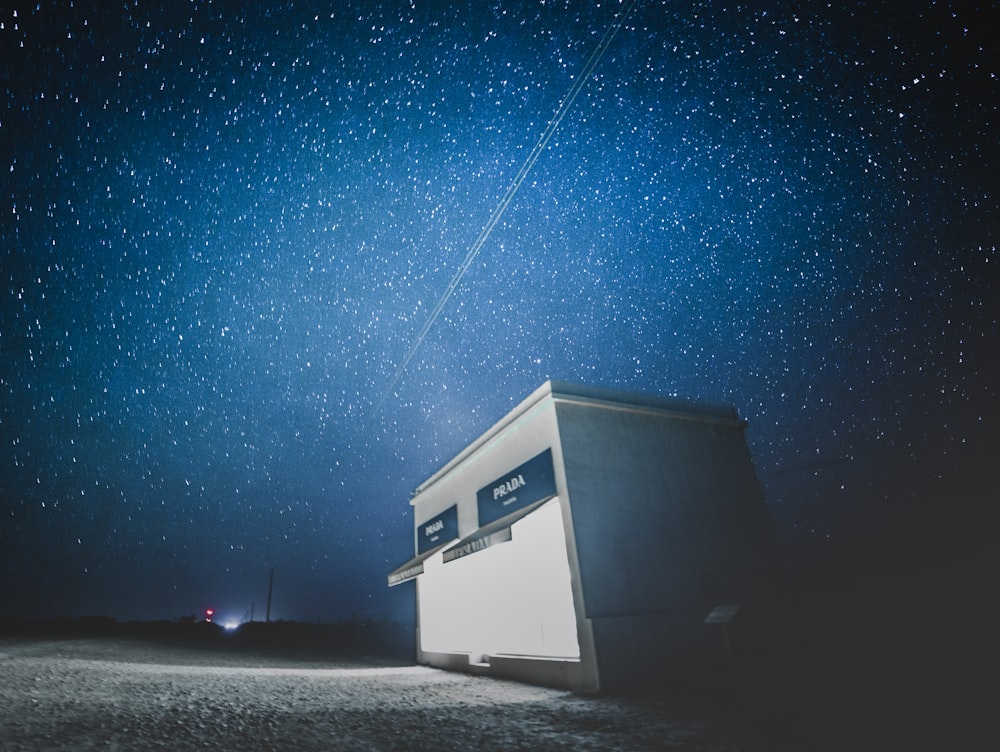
[205,608,215,622]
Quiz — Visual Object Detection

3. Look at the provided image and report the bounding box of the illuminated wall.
[418,499,579,660]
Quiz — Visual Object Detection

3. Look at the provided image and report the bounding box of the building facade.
[388,381,779,691]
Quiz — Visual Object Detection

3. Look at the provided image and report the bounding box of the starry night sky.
[2,0,997,624]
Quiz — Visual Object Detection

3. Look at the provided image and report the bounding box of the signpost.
[705,604,740,664]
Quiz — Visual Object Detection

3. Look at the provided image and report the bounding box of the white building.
[388,381,779,691]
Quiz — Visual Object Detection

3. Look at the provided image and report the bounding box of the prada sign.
[418,504,458,554]
[477,449,556,528]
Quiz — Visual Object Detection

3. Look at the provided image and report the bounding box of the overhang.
[387,537,458,587]
[440,497,553,563]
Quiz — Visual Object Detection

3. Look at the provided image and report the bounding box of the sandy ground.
[2,628,995,751]
[0,638,740,751]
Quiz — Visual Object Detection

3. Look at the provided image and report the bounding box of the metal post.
[265,569,274,623]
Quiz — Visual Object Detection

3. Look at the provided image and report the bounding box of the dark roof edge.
[545,380,740,423]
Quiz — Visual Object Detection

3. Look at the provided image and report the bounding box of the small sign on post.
[705,604,740,624]
[705,604,740,664]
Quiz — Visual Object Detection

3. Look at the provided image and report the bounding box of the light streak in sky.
[375,0,640,413]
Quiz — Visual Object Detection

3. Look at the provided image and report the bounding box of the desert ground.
[3,521,998,752]
[0,614,994,752]
[0,635,745,751]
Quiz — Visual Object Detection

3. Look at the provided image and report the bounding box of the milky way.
[2,1,997,622]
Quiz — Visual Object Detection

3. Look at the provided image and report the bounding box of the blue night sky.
[2,1,996,624]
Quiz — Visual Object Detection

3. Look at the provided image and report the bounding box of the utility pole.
[265,569,274,623]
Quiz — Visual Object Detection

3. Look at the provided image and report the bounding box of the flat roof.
[411,380,743,502]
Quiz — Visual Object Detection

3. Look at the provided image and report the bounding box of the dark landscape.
[3,512,996,752]
[2,1,996,748]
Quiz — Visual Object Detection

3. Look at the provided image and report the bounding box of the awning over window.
[387,504,461,587]
[386,546,441,587]
[386,551,431,587]
[388,492,557,584]
[440,496,554,564]
[387,537,458,587]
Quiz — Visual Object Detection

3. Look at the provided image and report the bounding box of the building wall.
[408,390,601,690]
[553,391,780,688]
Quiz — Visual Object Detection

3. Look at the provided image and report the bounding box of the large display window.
[418,499,580,661]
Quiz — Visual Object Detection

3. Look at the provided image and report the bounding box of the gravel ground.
[0,638,740,751]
